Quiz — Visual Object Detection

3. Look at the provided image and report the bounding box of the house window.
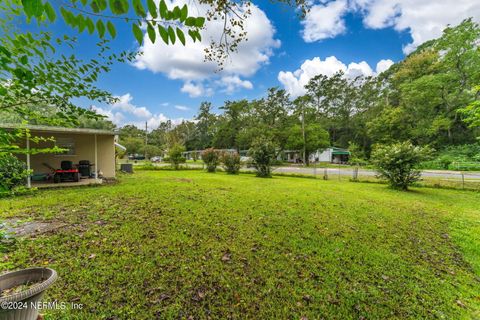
[56,138,76,155]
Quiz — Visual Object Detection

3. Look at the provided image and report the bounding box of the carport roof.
[0,124,116,135]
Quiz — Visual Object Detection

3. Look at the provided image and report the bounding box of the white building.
[284,147,350,164]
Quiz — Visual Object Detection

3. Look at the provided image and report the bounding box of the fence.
[132,160,480,191]
[270,165,480,191]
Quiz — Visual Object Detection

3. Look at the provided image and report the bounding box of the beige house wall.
[16,132,116,178]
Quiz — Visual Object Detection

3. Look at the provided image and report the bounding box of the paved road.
[272,166,480,180]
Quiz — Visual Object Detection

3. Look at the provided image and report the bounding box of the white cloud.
[278,56,392,97]
[376,59,394,73]
[302,0,480,54]
[181,82,213,98]
[353,0,480,53]
[174,105,191,111]
[92,93,185,129]
[133,1,280,97]
[345,61,374,78]
[111,93,152,118]
[301,0,348,42]
[90,105,125,124]
[217,76,253,94]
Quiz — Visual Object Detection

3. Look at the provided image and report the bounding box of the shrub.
[248,137,277,178]
[419,144,480,170]
[221,152,241,174]
[202,148,220,172]
[0,154,30,197]
[371,142,431,190]
[168,144,186,170]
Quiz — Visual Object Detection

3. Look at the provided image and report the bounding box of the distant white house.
[284,147,350,164]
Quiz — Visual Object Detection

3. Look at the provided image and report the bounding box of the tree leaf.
[90,0,100,13]
[176,28,185,45]
[44,2,56,22]
[132,23,143,45]
[60,7,72,25]
[147,0,157,18]
[133,0,146,18]
[147,22,156,43]
[180,4,188,22]
[159,0,167,19]
[96,0,108,11]
[86,17,95,34]
[20,55,28,65]
[21,0,34,17]
[168,26,176,44]
[195,30,201,41]
[77,14,86,32]
[107,21,116,38]
[188,29,197,42]
[172,6,181,20]
[158,25,169,44]
[195,17,205,28]
[185,17,196,27]
[188,30,201,42]
[25,0,43,18]
[109,0,129,15]
[96,19,106,38]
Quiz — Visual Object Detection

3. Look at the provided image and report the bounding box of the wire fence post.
[461,172,465,190]
[323,168,328,180]
[352,166,359,182]
[313,162,317,178]
[338,163,341,181]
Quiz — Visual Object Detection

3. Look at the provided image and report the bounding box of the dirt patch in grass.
[2,219,67,237]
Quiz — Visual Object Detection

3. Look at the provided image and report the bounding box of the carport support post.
[26,133,31,188]
[94,134,98,180]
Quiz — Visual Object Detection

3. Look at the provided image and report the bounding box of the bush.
[168,144,186,170]
[221,152,241,174]
[202,148,220,172]
[371,142,431,190]
[419,144,480,170]
[0,154,30,197]
[248,137,277,178]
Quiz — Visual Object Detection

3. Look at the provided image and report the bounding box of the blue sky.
[44,0,480,128]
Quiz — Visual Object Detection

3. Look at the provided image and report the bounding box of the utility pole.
[144,121,148,160]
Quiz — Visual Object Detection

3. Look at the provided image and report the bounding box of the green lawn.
[1,171,480,319]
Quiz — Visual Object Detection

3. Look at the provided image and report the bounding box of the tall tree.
[193,102,216,149]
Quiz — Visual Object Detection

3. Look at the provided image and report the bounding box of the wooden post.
[461,172,465,189]
[323,168,328,180]
[352,167,359,181]
[94,134,98,179]
[26,133,31,188]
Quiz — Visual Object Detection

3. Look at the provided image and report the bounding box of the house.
[284,147,350,164]
[1,124,118,187]
[310,147,350,164]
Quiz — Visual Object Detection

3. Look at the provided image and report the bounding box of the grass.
[1,171,479,319]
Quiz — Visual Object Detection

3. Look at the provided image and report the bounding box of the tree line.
[119,19,480,164]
